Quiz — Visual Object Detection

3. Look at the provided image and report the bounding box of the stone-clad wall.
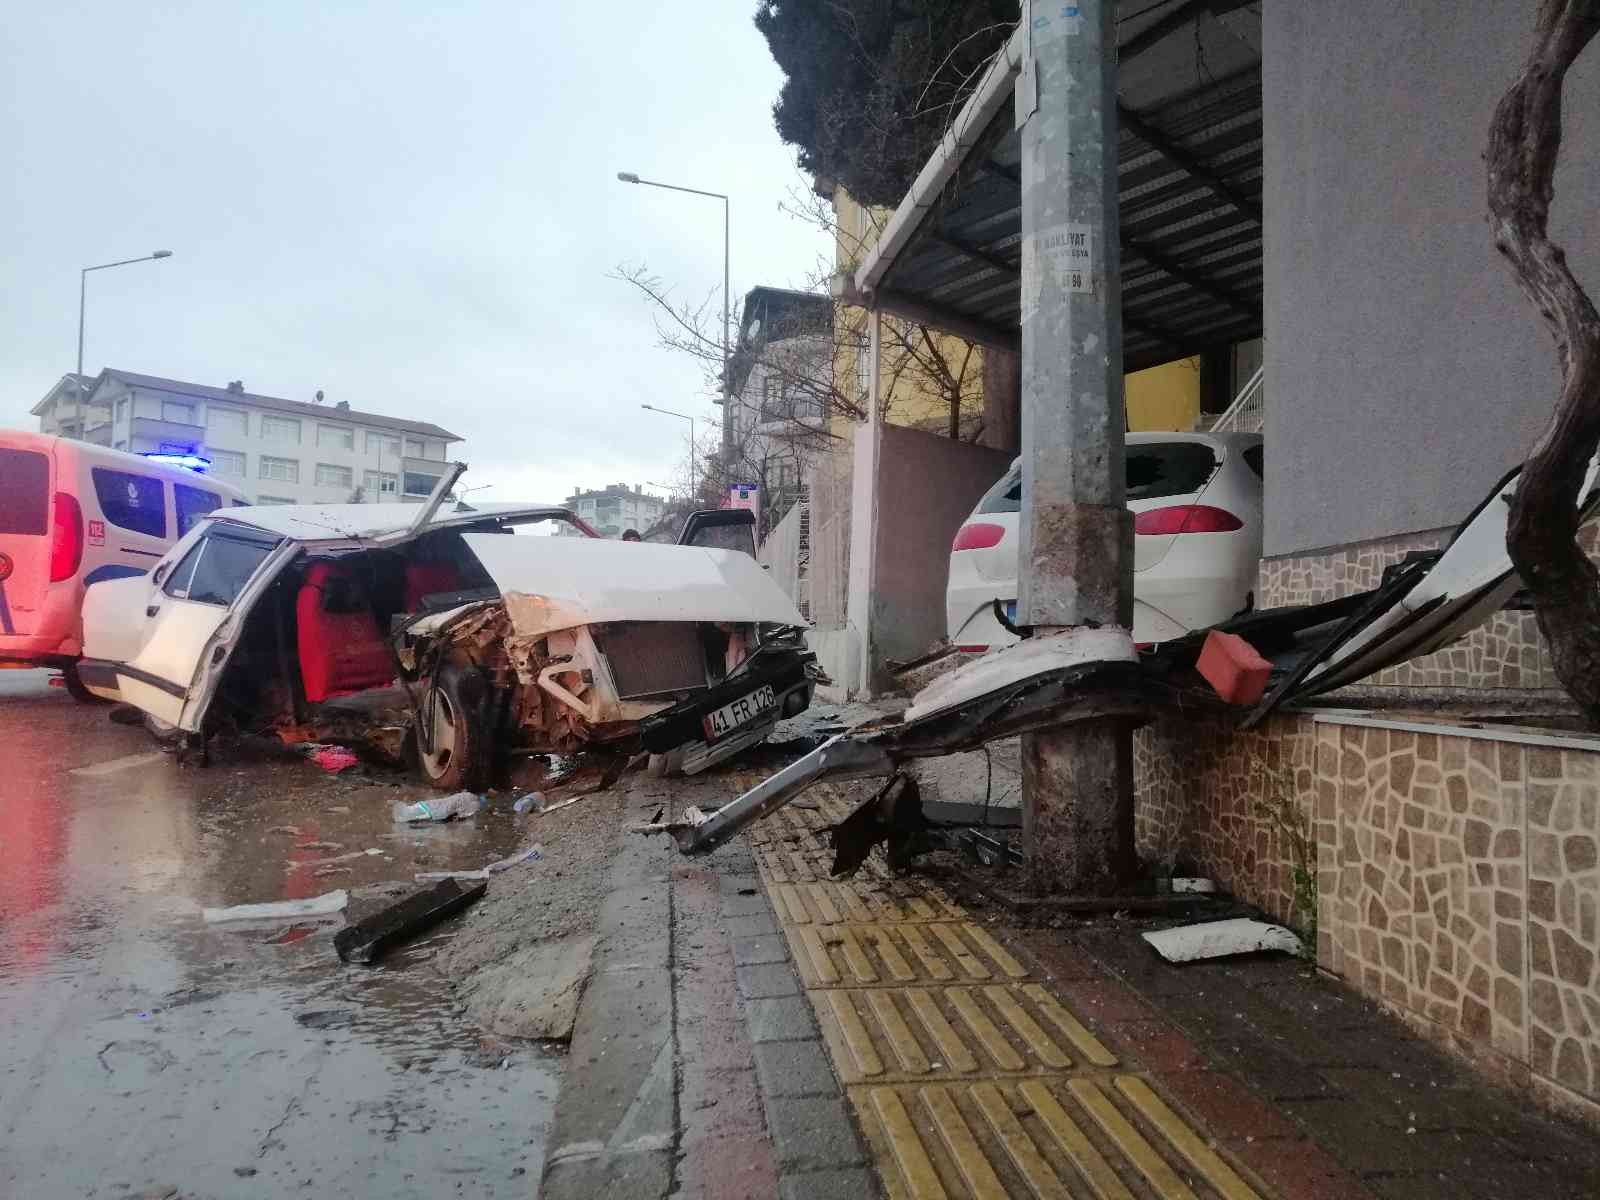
[1134,711,1600,1117]
[1257,522,1600,693]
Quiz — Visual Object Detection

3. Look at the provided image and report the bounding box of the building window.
[210,449,246,477]
[403,470,442,498]
[363,470,398,496]
[256,495,295,505]
[261,415,301,443]
[424,440,446,461]
[208,407,248,437]
[116,398,129,423]
[162,400,196,424]
[315,463,353,489]
[366,432,401,459]
[317,424,354,450]
[404,438,424,458]
[259,455,299,483]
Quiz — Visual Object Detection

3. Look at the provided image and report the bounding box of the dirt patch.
[432,785,625,1038]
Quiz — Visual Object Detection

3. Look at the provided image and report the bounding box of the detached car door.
[107,524,284,725]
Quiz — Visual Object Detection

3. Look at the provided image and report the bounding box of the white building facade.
[563,484,665,538]
[34,369,461,505]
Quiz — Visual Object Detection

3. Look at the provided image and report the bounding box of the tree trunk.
[1487,0,1600,725]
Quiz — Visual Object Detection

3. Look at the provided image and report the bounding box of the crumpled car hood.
[461,533,807,640]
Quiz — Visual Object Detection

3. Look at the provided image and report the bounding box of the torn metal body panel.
[654,631,1149,855]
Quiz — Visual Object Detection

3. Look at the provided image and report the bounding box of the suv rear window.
[1242,444,1264,479]
[978,441,1221,513]
[92,468,167,538]
[0,449,49,535]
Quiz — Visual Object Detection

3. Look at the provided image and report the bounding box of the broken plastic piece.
[308,745,360,772]
[1142,917,1302,963]
[512,791,545,814]
[1195,630,1272,705]
[393,791,482,823]
[415,843,543,882]
[334,877,487,964]
[202,889,349,924]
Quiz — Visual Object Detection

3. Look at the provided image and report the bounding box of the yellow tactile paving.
[745,787,1273,1200]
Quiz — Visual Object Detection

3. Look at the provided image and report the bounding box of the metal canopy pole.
[1017,0,1133,893]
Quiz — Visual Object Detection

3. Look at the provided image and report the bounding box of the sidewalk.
[539,759,1600,1199]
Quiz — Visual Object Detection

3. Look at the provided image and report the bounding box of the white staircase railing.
[1206,365,1265,435]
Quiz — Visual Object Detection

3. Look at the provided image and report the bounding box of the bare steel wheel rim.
[420,686,458,779]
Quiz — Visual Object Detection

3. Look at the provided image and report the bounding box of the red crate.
[1196,630,1272,706]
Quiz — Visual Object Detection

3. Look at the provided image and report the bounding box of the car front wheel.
[415,665,489,791]
[61,661,111,705]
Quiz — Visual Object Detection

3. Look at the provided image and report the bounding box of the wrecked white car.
[77,496,817,788]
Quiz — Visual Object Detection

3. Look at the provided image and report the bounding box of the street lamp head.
[152,250,173,259]
[616,172,640,184]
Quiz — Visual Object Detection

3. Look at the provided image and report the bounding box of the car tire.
[143,712,185,746]
[415,664,490,792]
[62,661,111,705]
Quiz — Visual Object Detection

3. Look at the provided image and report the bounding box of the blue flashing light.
[143,452,211,472]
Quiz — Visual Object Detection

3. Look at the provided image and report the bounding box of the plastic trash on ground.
[1142,917,1302,963]
[334,878,486,964]
[393,791,483,823]
[203,889,349,924]
[512,791,545,814]
[415,843,543,883]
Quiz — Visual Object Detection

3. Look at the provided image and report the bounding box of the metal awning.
[851,0,1263,372]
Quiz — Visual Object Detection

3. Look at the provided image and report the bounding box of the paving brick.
[724,913,780,939]
[719,873,762,896]
[680,1013,757,1075]
[777,1167,878,1200]
[1110,1019,1209,1073]
[754,1039,840,1099]
[675,1130,778,1200]
[736,962,801,999]
[1230,1136,1377,1200]
[747,996,819,1043]
[720,891,774,917]
[765,1097,867,1171]
[1051,975,1162,1029]
[733,934,790,966]
[1155,1070,1303,1143]
[680,1068,768,1142]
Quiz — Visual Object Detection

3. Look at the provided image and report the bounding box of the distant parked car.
[946,431,1264,650]
[0,431,246,700]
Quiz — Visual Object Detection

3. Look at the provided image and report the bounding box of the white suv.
[946,431,1264,650]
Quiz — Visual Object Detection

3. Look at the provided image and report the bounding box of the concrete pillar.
[1017,0,1134,894]
[845,309,884,696]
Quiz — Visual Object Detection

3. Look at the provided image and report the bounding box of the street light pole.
[641,404,697,501]
[616,172,731,462]
[78,250,174,383]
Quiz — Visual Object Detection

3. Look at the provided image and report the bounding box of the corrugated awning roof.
[852,0,1263,373]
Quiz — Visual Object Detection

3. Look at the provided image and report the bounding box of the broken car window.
[978,466,1022,514]
[164,531,277,606]
[1125,442,1217,502]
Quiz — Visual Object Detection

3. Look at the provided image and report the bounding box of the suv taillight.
[952,522,1006,551]
[1133,505,1243,536]
[49,492,84,582]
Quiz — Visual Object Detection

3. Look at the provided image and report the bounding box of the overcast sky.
[0,1,829,503]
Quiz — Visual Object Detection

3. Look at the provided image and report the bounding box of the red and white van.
[0,431,247,700]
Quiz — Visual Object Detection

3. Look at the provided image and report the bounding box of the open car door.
[678,509,757,557]
[83,523,287,727]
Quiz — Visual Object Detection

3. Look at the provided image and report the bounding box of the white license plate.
[702,685,775,742]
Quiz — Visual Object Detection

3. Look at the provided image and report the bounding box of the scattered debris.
[298,847,384,867]
[1142,917,1302,963]
[416,843,543,883]
[392,791,482,823]
[265,825,302,837]
[1195,630,1272,705]
[530,794,591,818]
[334,877,487,964]
[305,744,361,772]
[511,791,545,814]
[295,1009,355,1029]
[202,890,349,924]
[300,840,343,852]
[1170,877,1217,894]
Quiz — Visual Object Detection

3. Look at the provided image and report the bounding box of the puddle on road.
[1,696,559,1199]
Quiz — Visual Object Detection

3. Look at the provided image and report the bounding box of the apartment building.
[34,369,462,504]
[563,484,665,538]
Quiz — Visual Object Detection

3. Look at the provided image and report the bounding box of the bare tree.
[1487,0,1600,723]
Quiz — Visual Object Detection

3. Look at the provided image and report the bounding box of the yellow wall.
[831,185,1198,439]
[1125,357,1201,432]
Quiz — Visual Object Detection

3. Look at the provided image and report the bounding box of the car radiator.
[595,623,708,699]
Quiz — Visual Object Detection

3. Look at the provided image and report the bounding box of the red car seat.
[296,561,393,703]
[402,561,464,612]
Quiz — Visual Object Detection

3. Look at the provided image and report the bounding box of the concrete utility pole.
[1017,0,1133,893]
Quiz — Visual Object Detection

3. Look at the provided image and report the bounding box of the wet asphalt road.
[0,670,558,1198]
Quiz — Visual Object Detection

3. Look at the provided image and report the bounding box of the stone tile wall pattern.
[1257,521,1600,694]
[1136,710,1600,1111]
